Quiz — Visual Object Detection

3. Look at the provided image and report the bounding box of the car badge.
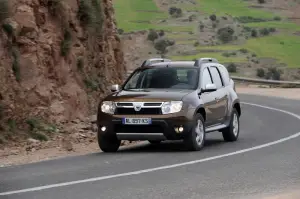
[133,102,143,111]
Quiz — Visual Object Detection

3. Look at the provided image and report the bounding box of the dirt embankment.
[0,0,128,164]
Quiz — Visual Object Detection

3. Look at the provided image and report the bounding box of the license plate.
[122,118,152,125]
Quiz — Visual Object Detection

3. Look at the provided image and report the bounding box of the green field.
[113,0,300,69]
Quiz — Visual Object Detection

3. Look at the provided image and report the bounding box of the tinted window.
[210,67,223,89]
[202,68,213,88]
[123,67,199,90]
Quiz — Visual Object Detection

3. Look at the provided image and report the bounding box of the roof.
[149,61,195,67]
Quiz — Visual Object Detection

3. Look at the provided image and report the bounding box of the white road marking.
[1,102,300,196]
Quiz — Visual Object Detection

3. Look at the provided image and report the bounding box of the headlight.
[101,101,116,114]
[161,101,183,114]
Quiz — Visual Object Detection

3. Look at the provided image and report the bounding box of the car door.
[200,67,219,127]
[209,66,229,124]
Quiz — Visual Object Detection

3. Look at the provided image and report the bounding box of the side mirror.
[111,84,120,92]
[202,83,217,93]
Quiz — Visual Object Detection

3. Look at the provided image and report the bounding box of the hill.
[114,0,300,81]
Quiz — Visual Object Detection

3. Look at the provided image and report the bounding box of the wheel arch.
[195,106,206,121]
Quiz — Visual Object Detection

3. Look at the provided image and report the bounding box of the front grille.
[114,124,164,133]
[115,108,162,115]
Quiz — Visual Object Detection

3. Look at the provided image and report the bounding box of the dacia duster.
[97,58,241,152]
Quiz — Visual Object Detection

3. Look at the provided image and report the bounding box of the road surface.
[1,94,300,199]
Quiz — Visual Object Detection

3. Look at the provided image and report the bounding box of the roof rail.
[141,58,171,67]
[194,58,218,67]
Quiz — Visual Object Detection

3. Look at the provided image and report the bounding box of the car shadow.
[114,138,227,154]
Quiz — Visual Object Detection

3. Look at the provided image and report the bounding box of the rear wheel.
[221,108,240,142]
[184,113,206,151]
[97,131,121,152]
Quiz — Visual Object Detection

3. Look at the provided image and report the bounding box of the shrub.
[236,16,266,23]
[77,0,92,25]
[84,78,98,91]
[274,16,281,21]
[147,29,158,42]
[168,6,182,18]
[259,28,270,36]
[30,132,48,141]
[154,38,173,53]
[256,68,265,78]
[118,29,124,34]
[77,57,84,71]
[209,14,217,21]
[2,23,13,37]
[199,24,205,31]
[258,0,265,3]
[158,30,165,37]
[269,27,276,32]
[0,0,9,22]
[227,63,237,73]
[194,41,199,47]
[7,119,16,132]
[239,48,248,53]
[217,26,235,43]
[60,30,72,56]
[265,67,281,80]
[212,23,217,29]
[12,48,20,82]
[251,29,258,37]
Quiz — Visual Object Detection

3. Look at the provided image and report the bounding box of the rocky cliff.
[0,0,125,143]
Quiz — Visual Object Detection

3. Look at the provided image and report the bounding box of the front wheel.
[97,131,121,152]
[221,108,240,142]
[184,113,206,151]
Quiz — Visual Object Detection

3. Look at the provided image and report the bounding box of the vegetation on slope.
[114,0,300,81]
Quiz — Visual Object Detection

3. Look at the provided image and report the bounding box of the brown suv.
[97,58,241,152]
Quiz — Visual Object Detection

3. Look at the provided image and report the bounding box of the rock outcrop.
[0,0,125,140]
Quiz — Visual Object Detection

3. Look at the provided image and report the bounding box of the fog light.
[101,126,106,132]
[178,126,184,132]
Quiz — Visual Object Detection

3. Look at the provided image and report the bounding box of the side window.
[210,66,223,89]
[202,68,213,88]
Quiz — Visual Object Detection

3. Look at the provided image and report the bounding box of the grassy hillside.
[114,0,300,80]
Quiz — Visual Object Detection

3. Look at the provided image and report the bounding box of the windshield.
[123,67,199,90]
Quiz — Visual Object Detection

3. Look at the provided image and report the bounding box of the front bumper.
[97,111,195,141]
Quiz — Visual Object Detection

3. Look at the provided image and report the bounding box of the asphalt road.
[1,94,300,199]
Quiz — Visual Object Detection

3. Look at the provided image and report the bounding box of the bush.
[251,29,258,37]
[199,24,205,31]
[118,29,124,34]
[217,26,235,43]
[259,28,270,36]
[147,29,158,42]
[77,57,84,71]
[209,14,217,21]
[256,68,265,78]
[258,0,265,3]
[194,41,199,47]
[227,63,237,73]
[60,30,72,56]
[11,48,20,82]
[269,27,276,32]
[84,78,98,91]
[154,38,174,53]
[265,67,281,80]
[158,30,165,37]
[77,0,92,25]
[239,48,248,53]
[236,16,266,23]
[168,7,182,18]
[274,16,281,21]
[2,23,13,37]
[0,0,9,22]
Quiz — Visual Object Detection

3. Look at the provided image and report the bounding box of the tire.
[184,113,206,151]
[148,140,162,144]
[221,108,240,142]
[97,131,121,152]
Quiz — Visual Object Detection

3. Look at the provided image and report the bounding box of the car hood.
[104,89,194,102]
